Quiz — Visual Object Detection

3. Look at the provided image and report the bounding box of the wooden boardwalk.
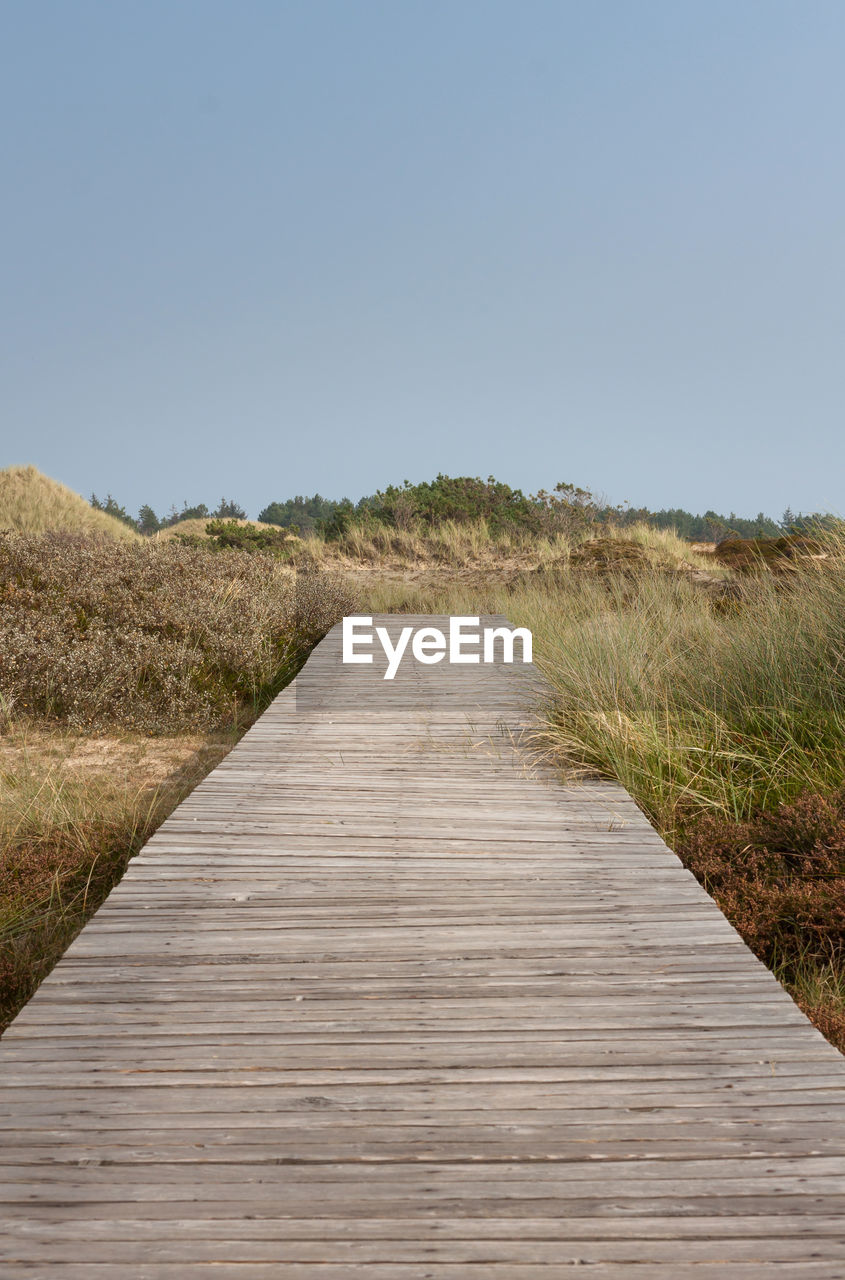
[1,614,844,1277]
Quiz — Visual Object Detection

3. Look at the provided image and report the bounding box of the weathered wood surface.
[1,614,844,1277]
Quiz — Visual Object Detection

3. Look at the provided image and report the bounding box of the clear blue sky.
[2,0,843,520]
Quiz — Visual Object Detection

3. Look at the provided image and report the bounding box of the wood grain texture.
[1,614,844,1277]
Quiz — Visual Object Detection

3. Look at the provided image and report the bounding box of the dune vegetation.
[256,515,724,575]
[355,537,845,1052]
[0,728,230,1030]
[157,515,290,542]
[0,530,354,1027]
[0,465,141,540]
[0,468,842,1054]
[518,556,845,1050]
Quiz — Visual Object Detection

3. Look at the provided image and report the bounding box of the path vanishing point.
[1,615,845,1277]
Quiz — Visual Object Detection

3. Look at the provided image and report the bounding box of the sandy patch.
[0,728,232,793]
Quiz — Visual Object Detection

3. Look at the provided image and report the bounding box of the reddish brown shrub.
[679,790,845,970]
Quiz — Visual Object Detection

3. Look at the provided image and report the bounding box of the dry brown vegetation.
[0,728,232,1027]
[0,534,355,1029]
[0,532,351,731]
[679,793,845,1049]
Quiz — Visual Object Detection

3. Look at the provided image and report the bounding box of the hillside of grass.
[277,517,722,574]
[0,466,142,540]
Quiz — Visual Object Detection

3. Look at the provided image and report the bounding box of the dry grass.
[291,516,566,569]
[0,727,232,1029]
[515,565,845,836]
[288,516,720,574]
[347,567,535,614]
[782,955,845,1052]
[572,521,725,574]
[0,465,141,540]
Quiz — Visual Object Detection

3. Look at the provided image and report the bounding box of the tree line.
[90,495,247,535]
[91,476,832,542]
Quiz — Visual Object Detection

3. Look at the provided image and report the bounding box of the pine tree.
[137,505,161,535]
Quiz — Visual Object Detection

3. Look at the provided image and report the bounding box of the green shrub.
[201,519,295,555]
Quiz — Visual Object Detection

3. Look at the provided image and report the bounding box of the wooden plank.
[1,614,844,1275]
[3,1235,845,1266]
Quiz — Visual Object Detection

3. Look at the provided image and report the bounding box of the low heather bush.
[679,791,845,974]
[0,532,355,732]
[679,791,845,1051]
